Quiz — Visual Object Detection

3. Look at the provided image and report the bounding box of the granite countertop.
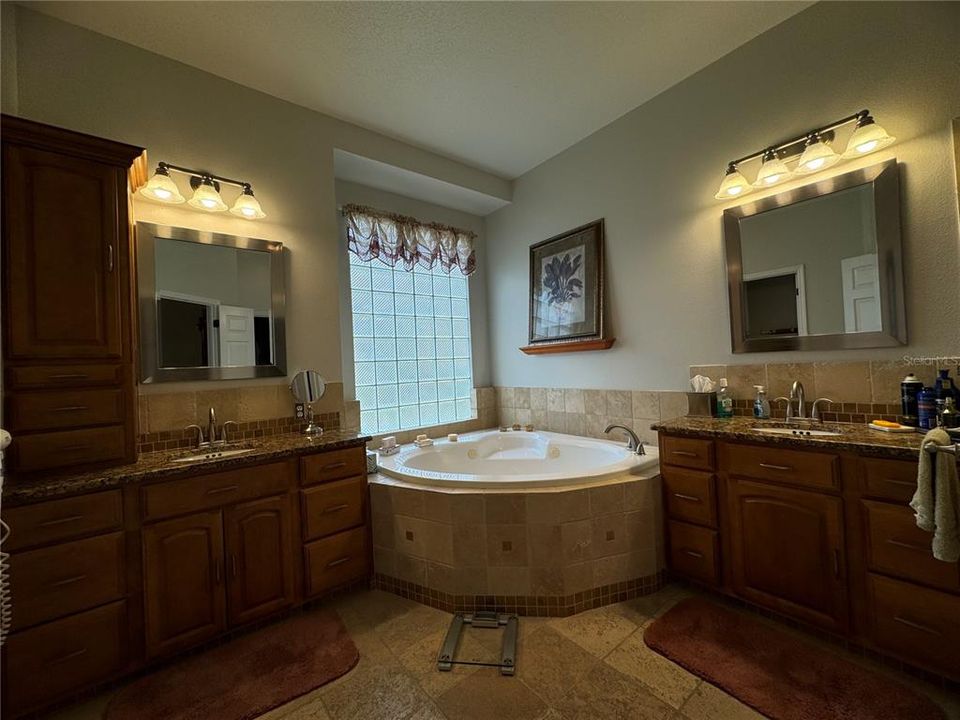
[651,415,937,460]
[3,429,371,506]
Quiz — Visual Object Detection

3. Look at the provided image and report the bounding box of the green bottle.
[717,378,734,418]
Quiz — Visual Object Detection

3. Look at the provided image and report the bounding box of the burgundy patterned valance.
[342,204,477,276]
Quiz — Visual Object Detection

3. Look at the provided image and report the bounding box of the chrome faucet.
[207,406,218,446]
[604,424,646,455]
[773,381,806,421]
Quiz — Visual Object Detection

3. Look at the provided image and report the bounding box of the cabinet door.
[727,478,846,631]
[142,511,226,659]
[225,495,295,626]
[2,143,124,359]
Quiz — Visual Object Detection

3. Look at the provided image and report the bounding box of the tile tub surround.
[368,473,665,616]
[495,387,689,445]
[690,359,960,422]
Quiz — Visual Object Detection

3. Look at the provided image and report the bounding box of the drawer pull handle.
[322,461,348,472]
[49,574,87,589]
[49,373,89,380]
[206,485,239,496]
[38,514,84,528]
[672,450,698,458]
[759,462,793,472]
[47,648,88,665]
[893,616,940,636]
[327,556,351,568]
[52,405,89,413]
[886,538,928,552]
[682,549,704,559]
[881,478,916,488]
[61,444,91,452]
[673,493,702,503]
[323,503,350,514]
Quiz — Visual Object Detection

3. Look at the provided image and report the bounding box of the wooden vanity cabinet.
[1,115,143,473]
[659,432,960,681]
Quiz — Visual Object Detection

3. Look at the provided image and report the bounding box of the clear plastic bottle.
[753,385,771,420]
[717,378,734,419]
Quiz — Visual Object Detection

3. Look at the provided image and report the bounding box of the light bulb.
[843,115,895,158]
[714,163,751,200]
[753,149,791,188]
[795,135,840,175]
[188,177,228,212]
[229,186,266,219]
[139,166,185,204]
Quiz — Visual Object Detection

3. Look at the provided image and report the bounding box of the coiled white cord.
[0,519,11,646]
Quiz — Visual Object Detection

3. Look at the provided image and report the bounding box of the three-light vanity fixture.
[714,109,895,200]
[139,162,267,219]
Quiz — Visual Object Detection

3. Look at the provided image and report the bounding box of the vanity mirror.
[724,160,905,352]
[290,370,326,435]
[137,222,286,382]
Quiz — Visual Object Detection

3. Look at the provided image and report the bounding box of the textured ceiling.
[23,1,811,178]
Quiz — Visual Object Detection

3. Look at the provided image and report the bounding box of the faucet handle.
[221,420,240,443]
[773,397,791,420]
[811,398,836,422]
[184,424,204,448]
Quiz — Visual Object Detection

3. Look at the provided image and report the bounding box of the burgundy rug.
[644,597,945,720]
[106,610,359,720]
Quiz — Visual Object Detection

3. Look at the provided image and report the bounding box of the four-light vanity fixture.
[715,109,895,200]
[139,162,267,219]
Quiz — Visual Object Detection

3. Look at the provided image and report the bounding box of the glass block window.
[350,251,473,435]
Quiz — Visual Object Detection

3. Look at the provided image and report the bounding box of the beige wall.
[485,2,960,392]
[4,6,509,397]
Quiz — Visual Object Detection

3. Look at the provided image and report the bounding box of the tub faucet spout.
[604,424,645,455]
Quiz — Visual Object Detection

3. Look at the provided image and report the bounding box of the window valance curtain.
[342,204,477,276]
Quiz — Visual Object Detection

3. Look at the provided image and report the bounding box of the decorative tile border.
[728,398,901,424]
[137,412,341,453]
[373,570,666,617]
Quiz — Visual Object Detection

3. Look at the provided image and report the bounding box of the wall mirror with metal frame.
[137,222,286,382]
[724,160,905,353]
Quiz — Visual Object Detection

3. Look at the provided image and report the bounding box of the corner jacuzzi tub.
[376,429,660,488]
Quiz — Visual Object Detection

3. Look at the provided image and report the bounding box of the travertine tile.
[421,492,452,523]
[496,386,516,409]
[564,388,585,414]
[606,390,632,418]
[530,566,564,595]
[530,387,548,411]
[563,561,594,595]
[528,523,563,567]
[658,392,688,421]
[195,389,241,427]
[591,514,629,558]
[813,361,871,404]
[678,680,765,720]
[590,484,624,516]
[723,364,768,400]
[485,494,527,523]
[547,388,566,412]
[632,391,660,420]
[451,494,484,524]
[486,524,529,567]
[516,408,533,425]
[527,488,590,524]
[342,400,361,430]
[514,387,531,409]
[605,626,699,708]
[565,413,586,437]
[688,365,726,383]
[486,566,531,594]
[560,519,593,563]
[546,411,567,433]
[584,389,606,416]
[765,362,817,403]
[146,392,196,433]
[869,360,936,404]
[517,626,600,705]
[435,667,547,720]
[552,661,675,719]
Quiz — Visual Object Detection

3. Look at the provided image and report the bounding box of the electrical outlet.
[294,403,305,420]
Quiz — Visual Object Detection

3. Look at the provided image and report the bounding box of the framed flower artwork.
[527,219,606,348]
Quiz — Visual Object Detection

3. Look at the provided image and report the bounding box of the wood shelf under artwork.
[520,337,616,355]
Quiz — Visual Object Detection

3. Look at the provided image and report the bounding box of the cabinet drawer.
[301,447,367,486]
[141,460,295,522]
[304,526,368,597]
[862,458,917,503]
[4,490,122,551]
[13,425,127,471]
[7,363,123,390]
[726,444,838,491]
[667,520,719,586]
[867,574,960,679]
[662,468,717,527]
[8,388,123,431]
[4,601,126,716]
[862,500,960,593]
[301,476,366,541]
[661,436,715,471]
[10,531,125,630]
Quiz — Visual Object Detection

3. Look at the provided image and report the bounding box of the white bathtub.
[376,429,660,488]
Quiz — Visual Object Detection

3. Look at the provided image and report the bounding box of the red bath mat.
[644,597,945,720]
[106,609,359,720]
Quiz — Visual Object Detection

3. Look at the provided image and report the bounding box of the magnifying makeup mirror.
[290,370,326,435]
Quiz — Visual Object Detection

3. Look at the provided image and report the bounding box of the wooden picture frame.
[523,220,610,353]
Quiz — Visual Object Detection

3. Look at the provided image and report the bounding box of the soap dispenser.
[753,385,771,420]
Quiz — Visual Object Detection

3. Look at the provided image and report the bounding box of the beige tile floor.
[43,584,959,720]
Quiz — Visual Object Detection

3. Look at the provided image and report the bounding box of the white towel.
[910,428,960,563]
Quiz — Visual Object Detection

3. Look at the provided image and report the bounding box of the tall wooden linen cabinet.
[1,115,144,473]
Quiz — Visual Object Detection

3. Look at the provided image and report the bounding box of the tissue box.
[686,391,718,417]
[366,450,378,475]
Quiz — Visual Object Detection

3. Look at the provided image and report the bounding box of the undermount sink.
[750,427,843,438]
[171,447,256,463]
